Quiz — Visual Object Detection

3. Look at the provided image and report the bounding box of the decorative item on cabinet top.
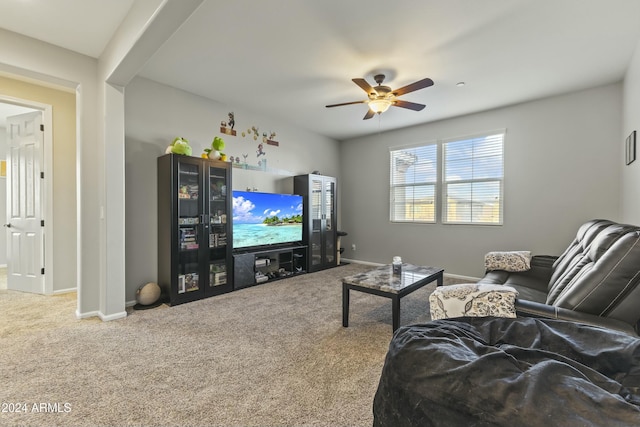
[203,136,226,161]
[165,137,192,156]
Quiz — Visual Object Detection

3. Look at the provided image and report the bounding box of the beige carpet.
[0,263,468,427]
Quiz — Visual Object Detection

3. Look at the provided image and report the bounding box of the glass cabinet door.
[324,179,336,265]
[309,177,323,269]
[207,165,228,290]
[293,173,337,273]
[177,160,202,294]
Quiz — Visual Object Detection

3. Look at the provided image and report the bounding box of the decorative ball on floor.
[134,282,162,310]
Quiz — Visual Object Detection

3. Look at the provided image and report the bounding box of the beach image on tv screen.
[232,191,303,248]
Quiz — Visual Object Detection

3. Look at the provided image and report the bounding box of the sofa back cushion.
[547,220,615,299]
[546,220,640,324]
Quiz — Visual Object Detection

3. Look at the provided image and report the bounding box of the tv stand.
[233,245,307,290]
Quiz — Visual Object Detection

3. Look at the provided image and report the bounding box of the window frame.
[441,131,505,226]
[389,141,439,224]
[388,130,505,226]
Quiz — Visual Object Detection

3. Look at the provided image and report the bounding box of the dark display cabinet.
[294,174,337,272]
[158,154,232,305]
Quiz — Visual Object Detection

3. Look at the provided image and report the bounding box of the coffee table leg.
[392,295,400,332]
[342,283,349,327]
[437,272,443,287]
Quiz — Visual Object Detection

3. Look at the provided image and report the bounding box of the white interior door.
[6,111,44,293]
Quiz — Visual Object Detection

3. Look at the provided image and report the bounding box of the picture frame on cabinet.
[626,130,636,165]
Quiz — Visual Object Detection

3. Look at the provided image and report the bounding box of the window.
[443,132,504,225]
[389,131,505,225]
[389,144,438,223]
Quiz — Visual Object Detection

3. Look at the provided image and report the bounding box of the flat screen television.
[232,190,303,249]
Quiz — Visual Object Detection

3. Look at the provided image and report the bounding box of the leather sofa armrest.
[530,254,557,268]
[527,255,557,281]
[515,299,637,336]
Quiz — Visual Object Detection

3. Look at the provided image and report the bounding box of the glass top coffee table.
[342,264,444,332]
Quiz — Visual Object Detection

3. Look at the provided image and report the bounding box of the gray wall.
[339,83,623,278]
[125,77,625,294]
[124,77,341,303]
[623,39,640,224]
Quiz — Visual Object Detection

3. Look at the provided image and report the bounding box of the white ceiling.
[2,0,640,140]
[0,0,135,58]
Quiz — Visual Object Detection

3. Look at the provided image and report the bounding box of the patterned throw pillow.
[484,251,531,272]
[429,283,519,320]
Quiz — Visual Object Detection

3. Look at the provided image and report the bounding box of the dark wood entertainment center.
[158,157,337,305]
[157,154,233,306]
[232,172,337,290]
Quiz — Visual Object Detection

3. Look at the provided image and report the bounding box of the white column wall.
[622,38,640,224]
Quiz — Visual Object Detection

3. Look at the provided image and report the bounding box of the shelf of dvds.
[158,154,233,305]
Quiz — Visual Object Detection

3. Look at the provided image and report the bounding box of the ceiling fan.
[326,74,434,120]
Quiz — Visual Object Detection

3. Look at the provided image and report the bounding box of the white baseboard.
[99,311,127,322]
[53,287,77,295]
[340,258,383,267]
[340,258,480,282]
[444,273,481,282]
[76,309,99,320]
[126,299,137,308]
[76,309,127,322]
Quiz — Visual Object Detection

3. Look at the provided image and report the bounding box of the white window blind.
[443,132,504,225]
[389,144,437,223]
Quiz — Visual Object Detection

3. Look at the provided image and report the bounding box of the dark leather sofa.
[478,219,640,335]
[373,220,640,426]
[373,317,640,427]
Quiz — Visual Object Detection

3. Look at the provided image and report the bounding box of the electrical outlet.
[351,244,356,251]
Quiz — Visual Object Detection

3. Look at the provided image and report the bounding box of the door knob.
[3,223,11,228]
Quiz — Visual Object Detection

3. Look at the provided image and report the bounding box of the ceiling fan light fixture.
[325,74,433,119]
[369,99,392,114]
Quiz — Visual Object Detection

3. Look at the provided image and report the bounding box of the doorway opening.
[0,99,51,294]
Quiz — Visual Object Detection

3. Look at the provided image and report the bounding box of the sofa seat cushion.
[373,317,640,427]
[479,271,548,303]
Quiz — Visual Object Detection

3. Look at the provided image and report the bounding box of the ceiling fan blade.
[393,77,434,96]
[393,100,426,111]
[352,78,377,96]
[363,109,376,120]
[326,100,367,108]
